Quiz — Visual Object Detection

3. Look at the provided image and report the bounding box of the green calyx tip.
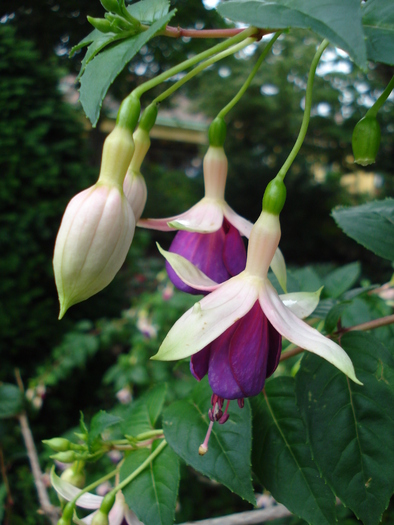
[139,103,158,133]
[352,116,381,166]
[208,117,227,147]
[116,95,141,132]
[100,492,116,514]
[262,178,286,215]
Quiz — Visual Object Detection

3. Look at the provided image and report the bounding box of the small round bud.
[87,17,115,33]
[139,103,158,133]
[352,115,381,166]
[51,451,77,463]
[262,178,286,215]
[61,466,86,489]
[42,438,71,452]
[208,117,227,147]
[117,95,141,133]
[91,510,109,525]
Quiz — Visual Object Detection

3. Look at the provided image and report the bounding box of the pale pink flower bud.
[53,126,136,318]
[123,127,149,220]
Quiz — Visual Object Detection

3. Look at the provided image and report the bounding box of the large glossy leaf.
[121,383,167,437]
[217,0,367,68]
[323,262,361,299]
[162,377,255,504]
[251,377,336,525]
[332,199,394,261]
[128,0,170,23]
[362,0,394,65]
[296,332,394,525]
[79,10,176,126]
[121,440,179,525]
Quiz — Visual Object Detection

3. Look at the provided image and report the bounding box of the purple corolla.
[139,146,286,293]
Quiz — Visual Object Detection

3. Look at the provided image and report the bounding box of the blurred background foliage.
[0,0,393,523]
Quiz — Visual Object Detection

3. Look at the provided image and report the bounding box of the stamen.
[218,399,231,424]
[199,420,214,456]
[237,398,245,409]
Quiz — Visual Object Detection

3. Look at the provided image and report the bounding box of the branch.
[178,503,291,525]
[280,314,394,362]
[15,370,59,525]
[161,26,272,40]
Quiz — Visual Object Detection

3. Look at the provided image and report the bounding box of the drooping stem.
[276,39,329,182]
[217,32,281,119]
[132,26,258,99]
[366,74,394,118]
[153,37,257,105]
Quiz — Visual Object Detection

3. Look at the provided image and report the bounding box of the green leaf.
[332,199,394,261]
[70,29,101,57]
[121,441,180,525]
[217,0,367,68]
[0,383,23,418]
[251,377,336,525]
[79,10,176,126]
[78,32,128,79]
[296,332,394,525]
[88,410,123,447]
[128,0,170,23]
[323,262,361,299]
[324,301,351,334]
[121,383,167,437]
[162,377,255,504]
[362,0,394,65]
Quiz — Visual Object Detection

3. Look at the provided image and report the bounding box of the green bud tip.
[100,492,116,514]
[50,450,77,463]
[116,95,141,133]
[352,115,381,166]
[139,103,158,133]
[42,437,71,452]
[87,16,114,33]
[262,178,286,215]
[208,117,227,147]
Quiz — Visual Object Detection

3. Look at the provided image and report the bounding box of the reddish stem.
[161,26,271,40]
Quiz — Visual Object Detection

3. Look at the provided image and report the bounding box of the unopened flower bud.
[42,438,71,452]
[123,128,149,220]
[60,466,86,489]
[51,451,78,463]
[53,126,136,318]
[91,511,109,525]
[87,16,116,33]
[352,115,381,166]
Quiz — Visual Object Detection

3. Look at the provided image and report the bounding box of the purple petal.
[190,345,211,381]
[229,302,270,397]
[265,320,282,378]
[222,221,246,276]
[166,229,231,294]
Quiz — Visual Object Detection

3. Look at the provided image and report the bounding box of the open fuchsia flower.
[153,178,361,452]
[138,117,287,294]
[51,469,143,525]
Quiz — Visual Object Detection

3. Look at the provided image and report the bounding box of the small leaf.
[324,301,351,334]
[362,0,394,65]
[162,377,255,504]
[251,377,336,525]
[121,384,167,436]
[296,332,394,525]
[88,411,123,448]
[70,29,101,57]
[217,0,367,68]
[323,262,361,299]
[128,0,170,23]
[0,383,23,418]
[332,199,394,261]
[121,441,180,525]
[79,10,176,126]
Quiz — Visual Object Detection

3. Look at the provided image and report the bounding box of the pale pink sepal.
[156,244,220,292]
[222,203,253,238]
[270,247,287,293]
[259,280,362,384]
[152,274,259,361]
[50,468,103,509]
[279,287,322,319]
[168,198,224,233]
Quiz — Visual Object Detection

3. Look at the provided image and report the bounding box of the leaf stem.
[366,75,394,117]
[217,32,281,119]
[161,26,272,39]
[152,37,257,105]
[276,39,329,182]
[132,27,258,99]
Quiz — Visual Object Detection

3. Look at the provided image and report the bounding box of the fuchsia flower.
[153,207,361,429]
[51,470,142,525]
[139,146,286,293]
